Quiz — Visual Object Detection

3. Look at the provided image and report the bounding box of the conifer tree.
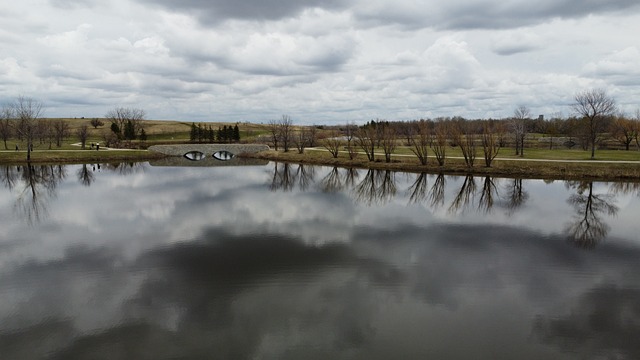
[233,124,240,142]
[190,122,197,142]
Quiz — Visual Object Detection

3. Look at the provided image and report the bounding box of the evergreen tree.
[111,122,121,138]
[139,128,147,142]
[226,126,233,143]
[222,125,228,143]
[190,122,197,142]
[217,127,222,142]
[197,123,203,143]
[233,124,240,142]
[208,125,215,143]
[124,120,136,140]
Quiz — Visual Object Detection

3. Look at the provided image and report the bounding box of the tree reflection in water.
[478,176,498,213]
[353,169,396,206]
[448,175,476,214]
[504,178,528,214]
[608,181,640,197]
[295,164,315,191]
[77,164,94,187]
[13,164,66,225]
[270,163,316,192]
[407,172,429,204]
[0,162,146,225]
[270,162,294,192]
[319,167,344,193]
[429,173,446,209]
[1,165,19,190]
[318,167,361,194]
[565,181,618,249]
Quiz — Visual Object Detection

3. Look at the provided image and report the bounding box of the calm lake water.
[1,161,639,359]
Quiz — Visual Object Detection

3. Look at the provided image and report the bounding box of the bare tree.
[77,124,89,149]
[268,119,280,151]
[430,121,448,166]
[38,119,54,149]
[511,105,530,157]
[410,120,429,165]
[356,125,377,162]
[450,119,477,168]
[278,115,293,152]
[610,113,637,151]
[105,107,146,144]
[53,119,70,147]
[0,105,14,149]
[323,131,342,158]
[399,122,415,146]
[481,121,500,167]
[13,96,44,161]
[345,122,358,160]
[293,127,311,154]
[307,126,318,147]
[379,124,397,163]
[573,89,616,159]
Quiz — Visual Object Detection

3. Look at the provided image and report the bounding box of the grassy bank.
[0,149,166,165]
[245,149,640,181]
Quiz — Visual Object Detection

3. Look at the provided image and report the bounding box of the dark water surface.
[1,162,639,359]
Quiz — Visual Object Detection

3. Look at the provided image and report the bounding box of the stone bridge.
[148,144,269,157]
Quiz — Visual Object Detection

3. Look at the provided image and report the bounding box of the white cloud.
[0,0,639,122]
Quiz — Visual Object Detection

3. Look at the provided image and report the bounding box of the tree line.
[267,89,637,167]
[189,123,240,143]
[0,96,72,161]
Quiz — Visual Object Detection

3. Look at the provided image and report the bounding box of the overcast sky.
[1,0,640,124]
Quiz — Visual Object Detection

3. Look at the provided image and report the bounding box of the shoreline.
[243,150,640,182]
[0,150,166,166]
[2,148,640,181]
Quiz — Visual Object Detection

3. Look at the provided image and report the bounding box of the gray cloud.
[137,0,349,23]
[354,0,640,30]
[3,0,640,122]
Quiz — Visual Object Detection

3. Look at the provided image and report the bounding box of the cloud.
[137,0,349,23]
[2,164,640,358]
[2,0,640,121]
[583,47,640,85]
[490,31,544,56]
[353,0,640,30]
[49,0,97,9]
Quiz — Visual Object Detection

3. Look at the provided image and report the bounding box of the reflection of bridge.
[148,144,269,157]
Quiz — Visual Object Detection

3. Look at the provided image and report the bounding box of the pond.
[0,162,639,359]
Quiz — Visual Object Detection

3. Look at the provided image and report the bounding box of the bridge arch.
[149,144,269,158]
